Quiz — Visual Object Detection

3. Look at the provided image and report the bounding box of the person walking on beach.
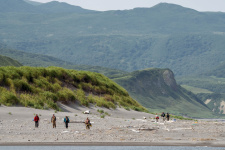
[85,117,91,129]
[155,113,159,122]
[51,114,56,128]
[166,113,170,121]
[161,112,165,122]
[64,116,70,128]
[34,114,39,128]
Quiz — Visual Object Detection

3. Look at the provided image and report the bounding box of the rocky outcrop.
[113,68,212,118]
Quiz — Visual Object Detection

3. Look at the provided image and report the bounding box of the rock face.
[113,68,212,118]
[163,70,177,91]
[115,68,179,97]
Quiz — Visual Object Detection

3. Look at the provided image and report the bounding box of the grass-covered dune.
[0,66,147,112]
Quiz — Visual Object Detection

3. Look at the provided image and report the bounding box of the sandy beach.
[0,104,225,147]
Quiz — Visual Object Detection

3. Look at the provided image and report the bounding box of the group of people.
[33,114,91,129]
[155,112,170,122]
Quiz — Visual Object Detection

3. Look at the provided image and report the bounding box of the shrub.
[57,88,76,102]
[41,91,58,102]
[105,112,110,116]
[13,79,33,93]
[87,94,94,103]
[0,90,19,106]
[75,89,88,106]
[96,97,116,109]
[97,109,104,114]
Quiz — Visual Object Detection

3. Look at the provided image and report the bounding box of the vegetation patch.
[0,66,147,112]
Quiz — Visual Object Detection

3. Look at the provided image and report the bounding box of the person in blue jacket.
[64,116,70,128]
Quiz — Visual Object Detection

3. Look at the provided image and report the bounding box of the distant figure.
[161,112,165,122]
[51,114,56,128]
[34,114,39,128]
[85,117,91,129]
[166,113,170,121]
[155,113,159,122]
[64,116,70,128]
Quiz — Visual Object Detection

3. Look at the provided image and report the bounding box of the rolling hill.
[0,55,22,67]
[0,43,73,67]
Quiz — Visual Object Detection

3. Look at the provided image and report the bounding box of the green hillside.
[178,75,225,115]
[0,55,22,67]
[0,43,128,76]
[113,68,215,118]
[0,66,147,112]
[1,1,225,76]
[203,62,225,78]
[0,43,74,67]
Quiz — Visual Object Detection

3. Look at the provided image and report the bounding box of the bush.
[57,88,76,102]
[75,89,88,106]
[97,109,104,114]
[13,79,33,93]
[0,90,19,106]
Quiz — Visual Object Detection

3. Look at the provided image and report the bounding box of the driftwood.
[69,121,85,123]
[138,128,157,131]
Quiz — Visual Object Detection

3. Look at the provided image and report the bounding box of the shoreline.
[1,106,225,147]
[0,142,225,147]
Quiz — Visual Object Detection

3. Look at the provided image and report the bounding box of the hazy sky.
[32,0,225,12]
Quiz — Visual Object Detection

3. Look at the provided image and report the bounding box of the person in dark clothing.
[64,116,70,128]
[34,114,39,128]
[166,113,170,121]
[161,112,165,122]
[51,114,56,128]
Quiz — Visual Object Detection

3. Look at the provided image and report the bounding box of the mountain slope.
[1,2,225,76]
[0,0,38,13]
[0,55,22,67]
[23,0,42,6]
[0,43,73,67]
[37,1,94,13]
[113,68,214,118]
[0,0,94,14]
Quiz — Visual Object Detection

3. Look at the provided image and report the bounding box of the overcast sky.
[32,0,225,12]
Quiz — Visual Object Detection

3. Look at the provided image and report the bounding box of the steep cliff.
[113,68,213,118]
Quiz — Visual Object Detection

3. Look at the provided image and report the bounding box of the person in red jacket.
[34,114,39,128]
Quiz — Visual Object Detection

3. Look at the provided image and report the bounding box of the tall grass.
[0,66,147,112]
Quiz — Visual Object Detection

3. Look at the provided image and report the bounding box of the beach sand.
[0,104,225,147]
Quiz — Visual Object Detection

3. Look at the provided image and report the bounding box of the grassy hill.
[0,55,22,67]
[113,68,215,118]
[0,66,147,112]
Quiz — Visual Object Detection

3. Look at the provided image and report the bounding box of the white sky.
[32,0,225,12]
